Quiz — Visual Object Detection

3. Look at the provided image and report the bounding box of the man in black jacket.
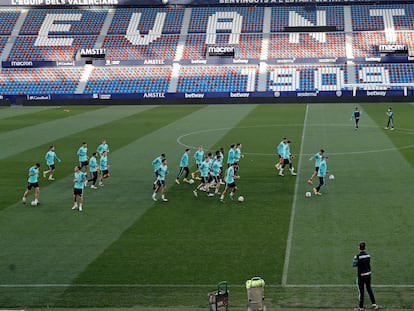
[352,242,379,311]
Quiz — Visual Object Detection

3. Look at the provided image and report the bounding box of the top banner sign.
[0,0,403,6]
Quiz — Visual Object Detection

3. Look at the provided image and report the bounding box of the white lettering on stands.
[144,60,165,65]
[11,0,43,5]
[11,0,120,4]
[359,66,390,90]
[297,92,318,97]
[27,95,51,100]
[206,11,242,45]
[143,93,166,98]
[230,92,249,97]
[378,44,407,52]
[99,94,112,99]
[35,14,81,46]
[191,60,207,64]
[185,93,205,98]
[365,57,381,62]
[126,12,166,45]
[232,59,248,64]
[80,48,106,56]
[11,61,33,67]
[366,91,387,96]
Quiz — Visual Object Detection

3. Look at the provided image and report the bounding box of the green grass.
[0,103,413,310]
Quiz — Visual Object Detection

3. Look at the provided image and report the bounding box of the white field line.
[177,124,414,157]
[0,284,412,288]
[281,104,310,287]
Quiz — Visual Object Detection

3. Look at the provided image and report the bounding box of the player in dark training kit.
[352,242,379,311]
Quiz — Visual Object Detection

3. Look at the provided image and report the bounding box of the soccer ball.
[161,0,168,4]
[237,195,245,202]
[31,200,37,206]
[305,192,312,198]
[188,178,195,184]
[329,174,335,180]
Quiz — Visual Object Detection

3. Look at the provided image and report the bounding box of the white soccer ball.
[329,174,335,180]
[188,178,195,184]
[305,191,312,198]
[161,0,168,4]
[31,200,37,206]
[237,195,245,202]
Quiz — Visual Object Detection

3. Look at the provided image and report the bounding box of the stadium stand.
[0,9,20,35]
[1,3,414,101]
[177,65,258,93]
[270,6,345,32]
[0,67,84,95]
[107,7,184,35]
[85,66,171,94]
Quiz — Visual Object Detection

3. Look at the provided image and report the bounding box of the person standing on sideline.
[352,242,379,311]
[191,145,204,180]
[275,137,287,170]
[220,162,240,202]
[176,148,190,184]
[97,139,109,156]
[313,156,328,195]
[77,142,89,175]
[152,158,169,202]
[22,162,40,205]
[99,150,110,186]
[43,145,61,181]
[278,140,297,177]
[308,149,325,185]
[88,152,99,189]
[351,107,362,130]
[72,166,86,212]
[384,107,394,130]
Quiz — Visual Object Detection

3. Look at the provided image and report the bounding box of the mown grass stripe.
[0,105,255,306]
[282,104,310,287]
[0,106,55,120]
[287,104,414,285]
[0,106,100,134]
[0,105,155,160]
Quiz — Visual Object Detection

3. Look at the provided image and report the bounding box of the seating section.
[0,35,8,53]
[351,4,414,31]
[182,33,262,60]
[0,9,20,35]
[1,4,414,96]
[271,6,345,32]
[103,34,179,61]
[85,67,171,93]
[0,68,83,95]
[268,33,346,59]
[353,31,414,57]
[108,7,184,35]
[177,65,258,93]
[19,9,108,35]
[267,65,347,91]
[354,63,414,89]
[9,35,99,62]
[188,7,264,34]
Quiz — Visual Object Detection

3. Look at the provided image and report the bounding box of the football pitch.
[0,103,413,310]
